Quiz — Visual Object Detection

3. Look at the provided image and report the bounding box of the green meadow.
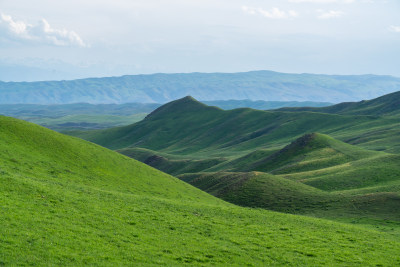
[3,116,400,265]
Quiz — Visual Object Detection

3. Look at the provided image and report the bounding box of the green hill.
[177,134,400,224]
[245,133,378,173]
[72,95,400,155]
[65,95,400,232]
[178,171,400,224]
[279,90,400,116]
[4,116,400,265]
[0,100,333,131]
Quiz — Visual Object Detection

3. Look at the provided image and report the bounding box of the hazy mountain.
[1,70,400,104]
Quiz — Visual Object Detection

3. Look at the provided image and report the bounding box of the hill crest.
[145,95,221,120]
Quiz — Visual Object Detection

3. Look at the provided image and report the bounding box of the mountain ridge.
[2,70,400,104]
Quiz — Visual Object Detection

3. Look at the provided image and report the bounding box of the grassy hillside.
[0,100,333,131]
[72,95,400,155]
[177,134,400,224]
[65,95,400,233]
[3,116,400,265]
[203,99,332,110]
[279,90,400,116]
[2,70,400,104]
[178,172,400,224]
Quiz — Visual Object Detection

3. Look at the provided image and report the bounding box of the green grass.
[178,133,400,220]
[2,115,400,265]
[279,90,400,116]
[63,95,400,238]
[69,96,400,156]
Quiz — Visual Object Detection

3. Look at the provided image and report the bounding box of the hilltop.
[3,116,400,265]
[71,94,400,154]
[0,100,332,131]
[2,70,400,104]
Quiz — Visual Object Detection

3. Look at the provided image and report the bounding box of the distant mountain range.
[1,70,400,104]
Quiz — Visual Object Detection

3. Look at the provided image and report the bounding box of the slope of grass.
[70,96,400,154]
[278,90,400,116]
[4,115,400,265]
[64,95,400,235]
[178,171,400,223]
[247,133,380,174]
[70,95,400,156]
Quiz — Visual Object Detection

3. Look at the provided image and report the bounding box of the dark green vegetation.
[69,93,400,234]
[203,99,332,110]
[279,90,400,116]
[72,95,400,154]
[2,70,400,104]
[4,116,400,265]
[0,100,332,131]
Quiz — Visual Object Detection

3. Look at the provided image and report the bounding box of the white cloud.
[0,13,87,47]
[289,0,355,3]
[317,10,344,19]
[389,25,400,33]
[242,6,298,19]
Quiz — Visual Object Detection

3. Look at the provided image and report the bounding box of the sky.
[0,0,399,81]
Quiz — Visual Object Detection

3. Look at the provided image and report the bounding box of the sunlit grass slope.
[4,116,400,265]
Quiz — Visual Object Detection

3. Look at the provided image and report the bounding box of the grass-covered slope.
[178,172,400,223]
[279,90,400,116]
[178,134,400,222]
[247,133,378,173]
[4,116,400,265]
[72,95,400,156]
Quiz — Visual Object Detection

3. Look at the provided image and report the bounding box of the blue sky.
[0,0,399,81]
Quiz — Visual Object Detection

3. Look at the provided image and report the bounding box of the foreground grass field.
[2,115,400,265]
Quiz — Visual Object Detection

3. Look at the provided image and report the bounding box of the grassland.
[3,115,400,265]
[66,94,400,234]
[177,134,400,225]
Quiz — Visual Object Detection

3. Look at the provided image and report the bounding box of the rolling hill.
[71,94,400,154]
[178,133,400,222]
[0,100,332,131]
[66,93,400,231]
[2,70,400,104]
[3,116,400,265]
